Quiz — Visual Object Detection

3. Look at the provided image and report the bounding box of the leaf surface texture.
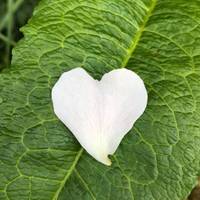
[0,0,200,199]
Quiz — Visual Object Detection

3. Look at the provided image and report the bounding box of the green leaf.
[0,0,200,199]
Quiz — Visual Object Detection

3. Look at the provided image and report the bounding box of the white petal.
[52,68,148,165]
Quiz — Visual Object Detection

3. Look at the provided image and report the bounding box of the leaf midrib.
[53,148,83,200]
[54,0,157,199]
[122,0,157,67]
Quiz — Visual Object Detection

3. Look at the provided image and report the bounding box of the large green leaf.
[0,0,200,199]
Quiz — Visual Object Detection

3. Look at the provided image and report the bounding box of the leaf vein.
[121,0,158,67]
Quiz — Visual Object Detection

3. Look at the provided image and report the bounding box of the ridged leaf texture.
[0,0,200,199]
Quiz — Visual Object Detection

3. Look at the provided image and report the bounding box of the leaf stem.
[6,0,14,66]
[0,0,24,31]
[0,32,16,46]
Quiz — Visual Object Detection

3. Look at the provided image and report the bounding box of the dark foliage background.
[0,0,40,69]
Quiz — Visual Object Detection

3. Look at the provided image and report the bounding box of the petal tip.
[101,156,112,166]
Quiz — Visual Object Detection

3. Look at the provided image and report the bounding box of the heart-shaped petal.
[52,68,148,165]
